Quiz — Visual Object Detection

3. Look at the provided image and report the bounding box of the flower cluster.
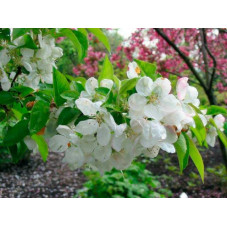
[48,61,225,174]
[0,32,63,91]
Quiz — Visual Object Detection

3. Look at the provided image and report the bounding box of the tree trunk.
[206,89,227,169]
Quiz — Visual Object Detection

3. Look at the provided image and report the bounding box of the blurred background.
[0,28,226,198]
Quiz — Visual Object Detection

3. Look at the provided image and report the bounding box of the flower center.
[135,66,140,74]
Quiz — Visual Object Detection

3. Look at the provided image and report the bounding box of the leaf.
[19,34,38,49]
[65,75,86,87]
[72,81,85,94]
[72,30,89,60]
[9,141,28,164]
[59,28,83,62]
[12,85,34,97]
[87,28,111,52]
[95,87,110,96]
[58,107,81,125]
[113,75,121,90]
[12,28,30,40]
[31,134,48,162]
[174,133,187,173]
[191,114,207,145]
[217,129,227,147]
[0,28,11,41]
[98,56,114,83]
[53,68,70,106]
[3,120,29,146]
[60,90,79,100]
[0,108,6,121]
[0,91,16,105]
[119,77,139,95]
[29,100,50,134]
[78,28,88,36]
[209,118,227,147]
[134,59,157,79]
[188,103,203,114]
[184,133,204,182]
[206,105,227,116]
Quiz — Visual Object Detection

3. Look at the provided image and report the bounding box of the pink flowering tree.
[121,28,227,166]
[122,28,227,105]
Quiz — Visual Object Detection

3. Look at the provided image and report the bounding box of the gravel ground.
[0,152,85,198]
[0,145,226,198]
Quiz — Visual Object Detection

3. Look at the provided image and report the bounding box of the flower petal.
[75,98,98,116]
[136,76,153,96]
[49,135,68,153]
[176,77,189,100]
[75,119,98,135]
[85,77,98,95]
[128,93,147,110]
[97,123,111,146]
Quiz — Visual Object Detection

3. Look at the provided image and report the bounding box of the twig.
[154,28,208,92]
[11,66,22,86]
[201,29,217,90]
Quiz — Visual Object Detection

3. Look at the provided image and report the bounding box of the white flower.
[127,61,140,79]
[206,126,218,147]
[0,67,11,91]
[0,49,10,67]
[49,125,78,153]
[80,77,98,99]
[177,77,200,107]
[62,146,84,169]
[100,79,114,90]
[129,77,180,121]
[179,192,188,198]
[75,97,99,116]
[214,114,225,131]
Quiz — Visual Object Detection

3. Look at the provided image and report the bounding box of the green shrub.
[76,162,173,198]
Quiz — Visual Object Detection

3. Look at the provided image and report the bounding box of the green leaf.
[58,107,81,125]
[184,133,204,182]
[59,28,83,62]
[174,133,187,173]
[29,100,50,134]
[0,91,16,105]
[18,34,38,49]
[188,103,203,114]
[119,77,139,95]
[217,129,227,147]
[0,28,11,41]
[31,134,48,162]
[65,75,86,87]
[191,114,207,145]
[12,85,34,97]
[60,90,79,100]
[98,56,114,83]
[9,141,28,164]
[113,75,121,90]
[95,87,110,96]
[78,28,88,36]
[0,108,6,121]
[134,59,157,79]
[72,81,85,93]
[87,28,111,52]
[209,118,227,147]
[53,68,70,106]
[72,30,89,60]
[12,28,30,40]
[3,120,29,146]
[206,105,227,116]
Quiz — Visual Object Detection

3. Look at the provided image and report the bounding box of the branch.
[201,29,217,90]
[199,29,210,86]
[154,28,208,92]
[11,66,22,87]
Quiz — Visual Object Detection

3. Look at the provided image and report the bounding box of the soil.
[0,152,86,198]
[0,145,226,198]
[146,145,227,198]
